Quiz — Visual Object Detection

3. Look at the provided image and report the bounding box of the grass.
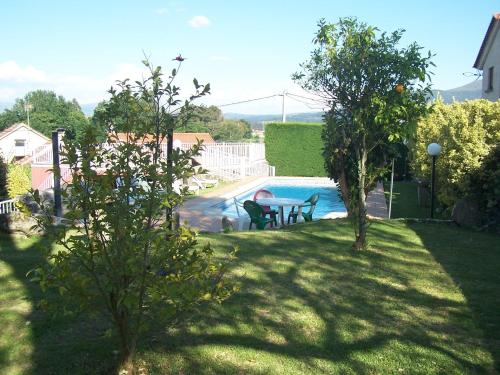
[383,180,449,219]
[1,219,499,374]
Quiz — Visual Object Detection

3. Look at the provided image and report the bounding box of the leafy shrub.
[411,99,500,208]
[0,155,7,199]
[468,144,500,229]
[7,164,31,198]
[265,122,326,176]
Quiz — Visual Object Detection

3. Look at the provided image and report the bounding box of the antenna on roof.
[462,71,482,80]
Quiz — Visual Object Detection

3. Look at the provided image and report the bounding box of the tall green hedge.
[265,122,326,176]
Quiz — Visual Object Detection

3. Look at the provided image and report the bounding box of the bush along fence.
[411,99,500,228]
[264,122,326,177]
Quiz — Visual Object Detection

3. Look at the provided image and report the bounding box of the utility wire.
[286,94,326,110]
[286,92,325,103]
[217,94,281,107]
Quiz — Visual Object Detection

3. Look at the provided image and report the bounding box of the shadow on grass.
[410,221,500,372]
[1,217,497,374]
[0,222,119,375]
[141,219,494,374]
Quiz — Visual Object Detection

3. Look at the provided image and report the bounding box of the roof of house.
[0,123,50,142]
[473,12,500,69]
[114,132,215,144]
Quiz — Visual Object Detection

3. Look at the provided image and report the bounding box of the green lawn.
[0,219,499,374]
[383,181,449,219]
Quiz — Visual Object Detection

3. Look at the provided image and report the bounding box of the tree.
[212,120,252,141]
[411,99,500,209]
[30,60,235,373]
[293,18,432,249]
[179,105,254,141]
[7,164,31,199]
[0,90,88,138]
[468,144,500,230]
[189,104,223,123]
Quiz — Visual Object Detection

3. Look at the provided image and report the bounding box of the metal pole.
[281,90,287,123]
[430,155,436,219]
[388,158,395,219]
[52,131,62,218]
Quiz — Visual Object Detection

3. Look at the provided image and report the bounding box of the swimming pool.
[215,180,347,219]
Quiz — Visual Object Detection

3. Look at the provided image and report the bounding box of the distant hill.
[224,111,324,129]
[432,80,482,103]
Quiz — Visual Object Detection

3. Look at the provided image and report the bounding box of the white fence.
[0,198,19,215]
[32,141,274,186]
[37,167,72,191]
[164,142,272,180]
[32,144,54,165]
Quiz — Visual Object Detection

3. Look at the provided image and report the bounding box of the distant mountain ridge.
[432,80,482,103]
[0,81,483,123]
[227,80,483,129]
[224,111,324,129]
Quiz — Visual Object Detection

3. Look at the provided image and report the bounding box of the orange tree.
[293,18,433,249]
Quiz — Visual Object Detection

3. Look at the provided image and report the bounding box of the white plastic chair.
[193,175,219,189]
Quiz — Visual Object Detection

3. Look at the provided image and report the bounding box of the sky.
[0,0,497,114]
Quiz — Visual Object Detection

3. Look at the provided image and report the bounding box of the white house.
[0,123,50,163]
[474,13,500,101]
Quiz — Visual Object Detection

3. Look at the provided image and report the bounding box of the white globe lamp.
[427,143,441,157]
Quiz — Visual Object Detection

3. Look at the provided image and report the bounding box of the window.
[487,66,494,92]
[14,139,25,147]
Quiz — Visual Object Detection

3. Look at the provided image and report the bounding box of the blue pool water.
[216,184,347,218]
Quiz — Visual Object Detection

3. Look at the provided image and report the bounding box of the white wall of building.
[481,24,500,101]
[0,124,49,161]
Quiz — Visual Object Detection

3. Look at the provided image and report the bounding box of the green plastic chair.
[243,200,276,230]
[287,193,320,224]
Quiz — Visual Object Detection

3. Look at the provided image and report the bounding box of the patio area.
[178,178,388,232]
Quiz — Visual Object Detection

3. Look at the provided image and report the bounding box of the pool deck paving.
[178,178,388,233]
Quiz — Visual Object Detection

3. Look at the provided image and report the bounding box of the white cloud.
[209,55,229,62]
[0,87,18,101]
[0,61,154,104]
[107,63,149,83]
[188,15,211,28]
[155,7,168,15]
[0,60,47,83]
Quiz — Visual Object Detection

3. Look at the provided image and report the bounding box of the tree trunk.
[335,156,352,217]
[116,314,136,374]
[354,139,368,250]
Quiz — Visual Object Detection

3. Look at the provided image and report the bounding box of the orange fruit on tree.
[395,84,404,93]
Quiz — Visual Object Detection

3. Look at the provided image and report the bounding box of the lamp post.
[427,143,441,219]
[52,128,65,219]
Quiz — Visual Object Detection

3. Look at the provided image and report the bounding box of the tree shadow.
[142,219,494,374]
[2,217,497,374]
[409,221,500,372]
[0,220,119,374]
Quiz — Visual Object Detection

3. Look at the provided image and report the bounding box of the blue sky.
[0,0,496,114]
